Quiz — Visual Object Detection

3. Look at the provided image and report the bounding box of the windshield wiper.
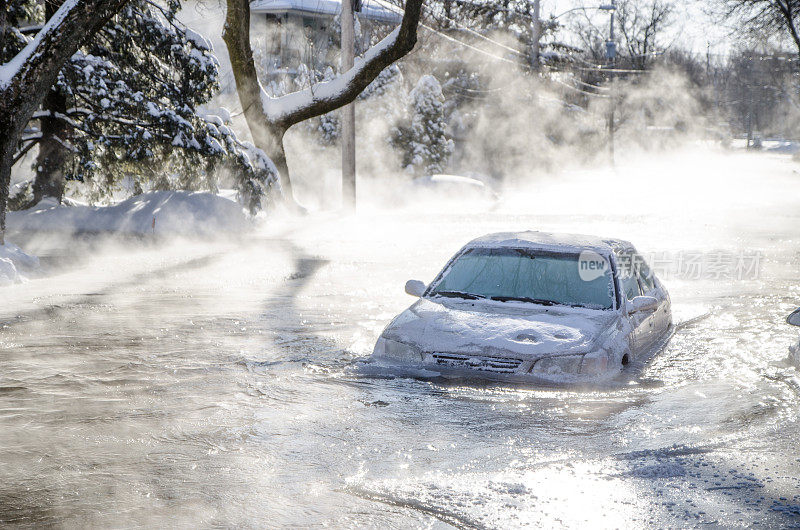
[511,248,538,259]
[433,290,485,300]
[490,295,558,306]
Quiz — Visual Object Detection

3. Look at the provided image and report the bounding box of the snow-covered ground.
[1,190,249,287]
[7,190,250,236]
[729,137,800,154]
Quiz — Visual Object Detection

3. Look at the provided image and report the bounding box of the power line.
[372,0,612,99]
[576,65,647,74]
[424,24,612,97]
[549,75,611,98]
[422,4,529,59]
[575,78,611,91]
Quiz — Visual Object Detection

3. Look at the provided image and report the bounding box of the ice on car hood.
[383,297,618,358]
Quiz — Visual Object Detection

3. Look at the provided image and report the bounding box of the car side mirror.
[627,295,658,314]
[405,279,426,297]
[788,308,800,326]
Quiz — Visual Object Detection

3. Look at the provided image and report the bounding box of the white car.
[372,231,673,384]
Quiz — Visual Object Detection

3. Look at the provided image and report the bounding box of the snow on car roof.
[466,231,629,256]
[427,174,485,187]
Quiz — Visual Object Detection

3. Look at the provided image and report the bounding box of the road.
[1,147,800,527]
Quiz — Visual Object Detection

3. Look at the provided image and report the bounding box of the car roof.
[414,174,486,187]
[465,231,633,257]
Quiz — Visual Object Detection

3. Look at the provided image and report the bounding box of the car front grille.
[429,353,525,373]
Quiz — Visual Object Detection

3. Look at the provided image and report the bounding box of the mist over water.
[2,146,800,527]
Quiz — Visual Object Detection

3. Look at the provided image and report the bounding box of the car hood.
[382,297,619,359]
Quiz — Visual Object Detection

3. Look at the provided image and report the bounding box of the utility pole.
[603,1,617,165]
[341,0,357,210]
[531,0,541,70]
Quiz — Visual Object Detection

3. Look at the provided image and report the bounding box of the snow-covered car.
[411,174,499,202]
[372,231,673,384]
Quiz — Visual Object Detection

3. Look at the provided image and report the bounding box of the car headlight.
[579,351,610,375]
[531,355,584,376]
[373,337,423,363]
[531,352,611,376]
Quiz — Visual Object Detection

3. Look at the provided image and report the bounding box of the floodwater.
[2,147,800,527]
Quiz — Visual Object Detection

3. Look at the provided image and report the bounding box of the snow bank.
[8,191,250,236]
[0,242,41,286]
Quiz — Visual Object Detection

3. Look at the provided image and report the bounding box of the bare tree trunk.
[32,0,71,205]
[341,0,356,210]
[222,0,423,211]
[0,0,131,244]
[266,128,294,202]
[221,0,295,208]
[0,0,8,56]
[33,88,70,204]
[0,121,17,246]
[531,0,541,70]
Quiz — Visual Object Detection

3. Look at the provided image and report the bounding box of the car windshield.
[428,247,615,309]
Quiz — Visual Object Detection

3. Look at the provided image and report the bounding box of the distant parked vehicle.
[372,231,673,384]
[411,174,499,202]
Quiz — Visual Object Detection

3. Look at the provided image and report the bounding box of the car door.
[614,249,648,355]
[633,254,660,348]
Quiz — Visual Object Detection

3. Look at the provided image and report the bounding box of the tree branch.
[0,0,129,101]
[12,138,40,166]
[223,0,423,131]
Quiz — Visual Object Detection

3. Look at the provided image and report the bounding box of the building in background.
[250,0,400,79]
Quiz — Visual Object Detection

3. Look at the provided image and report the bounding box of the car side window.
[635,254,656,293]
[621,273,641,300]
[613,248,641,301]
